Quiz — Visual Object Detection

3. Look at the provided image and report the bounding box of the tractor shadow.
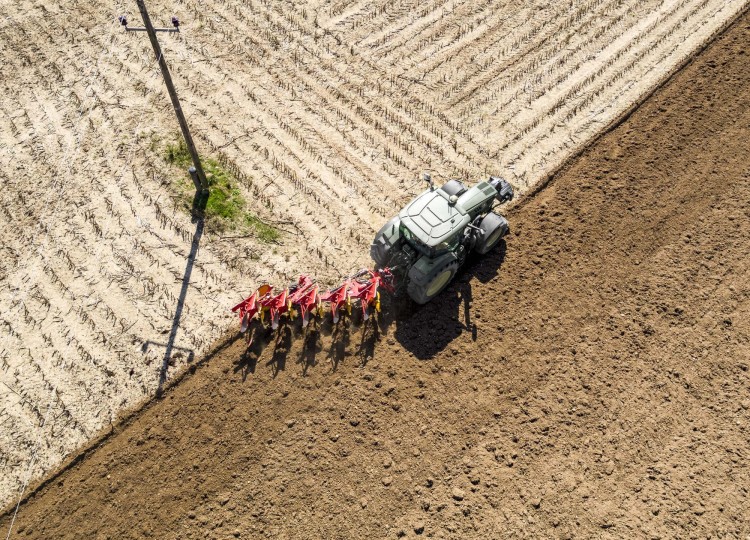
[392,240,506,360]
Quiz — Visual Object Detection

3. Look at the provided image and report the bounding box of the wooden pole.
[135,0,209,195]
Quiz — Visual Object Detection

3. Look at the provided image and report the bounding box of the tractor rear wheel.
[407,260,459,305]
[474,212,509,255]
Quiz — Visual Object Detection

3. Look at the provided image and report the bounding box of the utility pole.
[120,2,209,199]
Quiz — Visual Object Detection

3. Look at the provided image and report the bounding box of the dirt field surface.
[1,0,748,507]
[2,7,749,538]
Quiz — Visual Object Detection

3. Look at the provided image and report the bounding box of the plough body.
[231,268,394,332]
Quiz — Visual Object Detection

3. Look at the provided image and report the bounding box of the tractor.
[370,174,513,304]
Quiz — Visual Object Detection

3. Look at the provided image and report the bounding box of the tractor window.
[400,225,429,256]
[430,234,460,257]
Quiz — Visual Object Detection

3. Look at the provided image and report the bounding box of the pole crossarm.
[125,27,180,32]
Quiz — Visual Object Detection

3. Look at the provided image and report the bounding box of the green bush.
[164,140,279,242]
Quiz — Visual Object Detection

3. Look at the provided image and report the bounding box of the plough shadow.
[232,240,507,375]
[232,324,294,380]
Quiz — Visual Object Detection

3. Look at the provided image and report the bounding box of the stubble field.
[0,0,747,511]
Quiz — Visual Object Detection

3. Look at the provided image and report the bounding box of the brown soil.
[3,9,750,540]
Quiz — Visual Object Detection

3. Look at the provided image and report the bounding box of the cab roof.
[398,189,471,247]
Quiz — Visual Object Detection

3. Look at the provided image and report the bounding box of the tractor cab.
[398,189,470,254]
[400,221,462,258]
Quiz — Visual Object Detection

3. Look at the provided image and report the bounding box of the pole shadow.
[149,188,207,397]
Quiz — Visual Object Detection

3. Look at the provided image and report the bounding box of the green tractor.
[370,174,514,304]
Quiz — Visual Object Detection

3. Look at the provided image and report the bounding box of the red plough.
[287,274,323,328]
[260,287,290,330]
[231,283,273,333]
[349,268,395,320]
[320,277,354,324]
[232,268,395,330]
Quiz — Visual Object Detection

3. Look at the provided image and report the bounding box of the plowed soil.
[3,9,750,540]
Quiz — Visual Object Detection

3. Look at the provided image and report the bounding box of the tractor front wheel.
[474,212,509,255]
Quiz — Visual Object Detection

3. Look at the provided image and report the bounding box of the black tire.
[474,213,509,255]
[407,260,459,305]
[440,179,467,197]
[371,216,400,267]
